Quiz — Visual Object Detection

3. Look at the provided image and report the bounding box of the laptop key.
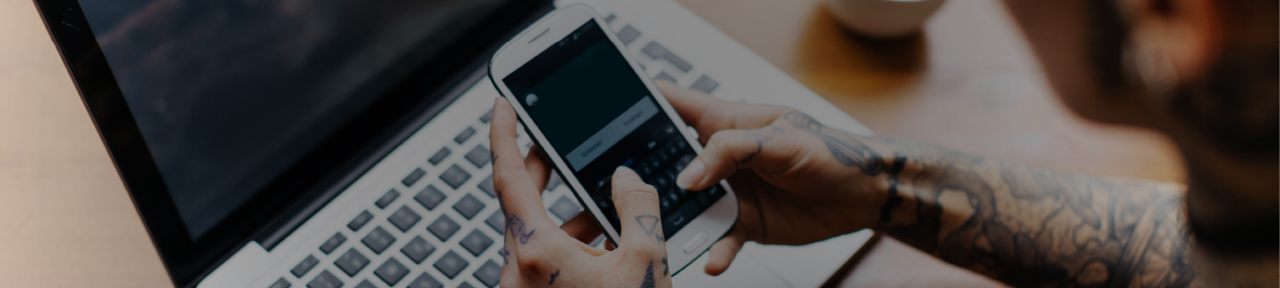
[427,215,461,241]
[335,248,371,277]
[616,25,641,45]
[477,175,495,198]
[465,145,491,168]
[484,211,504,234]
[269,278,290,288]
[439,164,471,190]
[455,127,476,144]
[319,232,346,255]
[428,147,451,166]
[407,272,443,288]
[348,210,374,231]
[452,194,485,220]
[459,282,476,288]
[388,205,422,232]
[460,229,494,256]
[306,270,342,288]
[374,257,410,286]
[641,41,693,72]
[548,196,582,221]
[433,250,469,279]
[354,280,376,288]
[474,260,502,288]
[376,189,401,209]
[603,13,616,24]
[361,226,395,255]
[479,109,494,124]
[401,236,436,264]
[414,185,447,210]
[690,75,720,94]
[290,255,319,277]
[402,168,427,188]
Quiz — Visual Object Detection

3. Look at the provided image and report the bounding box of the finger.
[676,127,799,190]
[609,166,666,249]
[524,144,551,193]
[560,212,605,244]
[704,226,747,276]
[656,80,721,135]
[489,98,556,229]
[656,81,789,142]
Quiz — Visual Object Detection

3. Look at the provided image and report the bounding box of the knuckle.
[515,250,551,273]
[709,131,749,151]
[706,131,735,145]
[630,245,666,261]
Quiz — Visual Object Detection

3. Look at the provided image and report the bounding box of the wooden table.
[0,0,1183,286]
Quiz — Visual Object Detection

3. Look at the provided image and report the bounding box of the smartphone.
[488,4,738,274]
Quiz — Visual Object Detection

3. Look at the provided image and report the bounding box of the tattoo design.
[741,126,785,164]
[783,111,886,175]
[548,269,560,285]
[640,260,656,288]
[786,111,1196,287]
[878,155,908,224]
[499,248,510,265]
[661,257,669,276]
[506,215,536,244]
[635,215,663,243]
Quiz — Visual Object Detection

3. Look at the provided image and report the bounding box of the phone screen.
[501,19,726,238]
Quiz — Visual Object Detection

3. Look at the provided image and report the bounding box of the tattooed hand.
[490,98,672,288]
[659,82,1197,288]
[657,81,892,275]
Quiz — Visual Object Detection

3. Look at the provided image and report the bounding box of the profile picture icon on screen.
[525,93,539,107]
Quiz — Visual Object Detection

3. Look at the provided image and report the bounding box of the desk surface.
[0,0,1182,286]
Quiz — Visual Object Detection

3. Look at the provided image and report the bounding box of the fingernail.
[676,160,704,189]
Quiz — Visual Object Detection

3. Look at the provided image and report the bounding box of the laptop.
[34,0,876,286]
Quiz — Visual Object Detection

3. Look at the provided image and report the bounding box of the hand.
[656,81,892,275]
[489,98,673,288]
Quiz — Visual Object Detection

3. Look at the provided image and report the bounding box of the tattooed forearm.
[877,155,909,224]
[786,111,1196,288]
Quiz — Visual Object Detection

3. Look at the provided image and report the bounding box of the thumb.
[676,126,797,191]
[610,166,667,250]
[704,226,746,275]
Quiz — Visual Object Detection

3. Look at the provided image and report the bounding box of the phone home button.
[682,231,708,254]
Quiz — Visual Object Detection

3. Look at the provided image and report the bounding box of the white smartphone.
[488,4,738,275]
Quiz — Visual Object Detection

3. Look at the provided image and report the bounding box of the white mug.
[825,0,948,39]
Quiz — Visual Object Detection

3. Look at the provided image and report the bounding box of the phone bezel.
[487,4,739,275]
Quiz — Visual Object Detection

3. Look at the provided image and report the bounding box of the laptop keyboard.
[268,9,727,288]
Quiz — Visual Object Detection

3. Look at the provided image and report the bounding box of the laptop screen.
[75,0,505,239]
